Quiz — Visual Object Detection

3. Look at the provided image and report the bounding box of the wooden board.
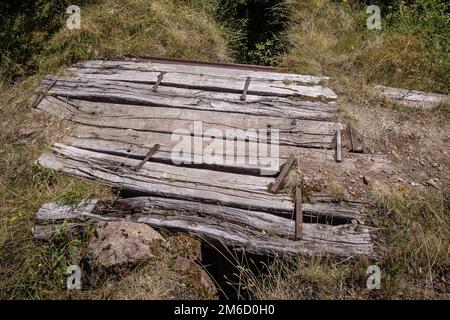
[34,199,375,258]
[66,60,337,100]
[38,143,294,214]
[36,96,338,148]
[73,60,329,84]
[37,144,364,222]
[375,85,448,109]
[38,76,336,121]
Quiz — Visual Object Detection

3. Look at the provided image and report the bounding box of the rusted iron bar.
[295,186,303,240]
[152,72,166,92]
[133,144,160,171]
[271,155,296,193]
[122,54,277,72]
[349,125,354,152]
[240,77,251,101]
[32,79,57,108]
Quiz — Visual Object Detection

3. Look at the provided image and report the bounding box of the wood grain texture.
[36,96,338,148]
[37,143,294,214]
[37,144,365,222]
[66,60,337,100]
[73,60,329,84]
[34,198,375,258]
[38,76,336,121]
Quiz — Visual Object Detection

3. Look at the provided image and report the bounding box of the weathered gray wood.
[36,96,337,148]
[34,197,369,241]
[36,199,98,221]
[110,197,367,236]
[62,134,274,175]
[74,60,329,85]
[59,126,356,176]
[37,144,364,221]
[37,76,336,121]
[375,85,449,109]
[37,143,294,214]
[67,60,337,100]
[63,125,377,168]
[33,199,375,258]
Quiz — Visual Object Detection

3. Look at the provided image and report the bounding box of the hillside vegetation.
[0,0,448,299]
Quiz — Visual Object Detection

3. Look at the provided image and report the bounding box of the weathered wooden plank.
[38,76,336,120]
[48,70,336,101]
[59,125,372,176]
[37,144,294,214]
[68,60,336,100]
[109,197,368,237]
[33,199,375,258]
[74,60,329,84]
[63,125,359,162]
[34,197,370,242]
[375,85,449,109]
[36,96,337,148]
[62,134,273,175]
[68,69,337,100]
[136,214,374,257]
[36,199,98,221]
[37,144,364,221]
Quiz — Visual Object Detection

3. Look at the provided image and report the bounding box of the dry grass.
[0,77,114,299]
[279,0,449,94]
[94,234,213,300]
[38,0,232,74]
[236,186,449,300]
[0,0,231,299]
[370,184,449,298]
[243,0,449,300]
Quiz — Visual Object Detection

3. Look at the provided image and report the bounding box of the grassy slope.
[279,0,449,94]
[238,0,449,299]
[0,0,448,299]
[0,0,231,299]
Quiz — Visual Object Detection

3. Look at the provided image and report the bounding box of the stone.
[86,221,164,272]
[175,256,192,273]
[175,256,218,297]
[17,128,36,138]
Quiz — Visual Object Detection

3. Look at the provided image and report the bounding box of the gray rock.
[86,221,164,272]
[17,128,36,138]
